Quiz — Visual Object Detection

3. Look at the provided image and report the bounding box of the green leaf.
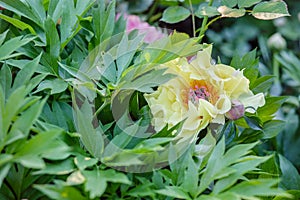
[3,86,27,134]
[161,6,191,23]
[35,182,88,200]
[127,180,155,197]
[213,155,271,194]
[33,158,75,175]
[60,0,94,47]
[262,120,285,139]
[195,5,220,18]
[128,0,154,13]
[222,0,237,7]
[34,78,68,94]
[101,169,131,184]
[23,0,46,22]
[6,98,45,146]
[48,0,64,23]
[14,129,62,168]
[252,1,290,20]
[0,36,35,61]
[12,53,42,90]
[198,136,226,194]
[74,154,98,171]
[181,155,198,197]
[120,68,175,93]
[42,139,72,160]
[195,131,216,170]
[0,0,43,27]
[92,0,115,46]
[83,169,107,198]
[156,186,192,200]
[0,30,8,46]
[0,163,11,189]
[238,0,261,8]
[275,51,300,84]
[228,179,287,197]
[74,100,104,159]
[44,17,60,60]
[250,75,274,94]
[0,13,36,34]
[278,154,300,190]
[0,64,12,99]
[257,96,287,122]
[217,6,246,18]
[198,137,261,195]
[230,49,259,84]
[116,33,143,80]
[274,190,300,200]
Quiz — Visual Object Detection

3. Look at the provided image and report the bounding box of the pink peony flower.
[117,13,166,43]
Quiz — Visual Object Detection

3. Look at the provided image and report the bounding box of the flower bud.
[267,33,287,50]
[226,100,245,120]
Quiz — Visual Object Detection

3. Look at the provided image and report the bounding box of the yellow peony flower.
[144,45,265,137]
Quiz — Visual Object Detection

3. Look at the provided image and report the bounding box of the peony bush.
[0,0,299,199]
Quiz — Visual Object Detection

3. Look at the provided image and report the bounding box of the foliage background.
[0,0,299,199]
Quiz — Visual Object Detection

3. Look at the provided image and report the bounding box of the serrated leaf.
[252,1,290,20]
[217,6,246,18]
[161,6,191,23]
[238,0,261,8]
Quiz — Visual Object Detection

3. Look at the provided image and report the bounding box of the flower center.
[189,85,210,105]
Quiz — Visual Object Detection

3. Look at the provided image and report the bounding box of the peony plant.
[0,0,298,199]
[145,45,265,139]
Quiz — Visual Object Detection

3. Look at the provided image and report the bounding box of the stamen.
[188,85,210,105]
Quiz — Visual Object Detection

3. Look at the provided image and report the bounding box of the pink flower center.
[189,85,210,105]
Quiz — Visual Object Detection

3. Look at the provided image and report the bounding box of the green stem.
[94,99,109,117]
[147,1,159,23]
[198,0,214,43]
[189,0,196,37]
